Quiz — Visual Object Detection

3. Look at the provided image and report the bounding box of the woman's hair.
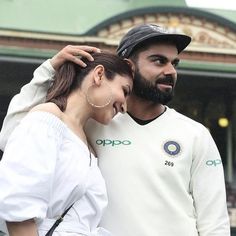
[46,52,133,111]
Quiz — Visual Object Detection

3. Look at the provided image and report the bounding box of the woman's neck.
[63,91,91,144]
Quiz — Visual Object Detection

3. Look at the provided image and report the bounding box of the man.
[0,24,230,235]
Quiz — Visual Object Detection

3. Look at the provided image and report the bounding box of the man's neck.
[127,95,166,120]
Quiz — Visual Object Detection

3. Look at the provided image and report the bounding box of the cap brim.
[118,32,191,57]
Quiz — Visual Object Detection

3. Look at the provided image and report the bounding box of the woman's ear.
[93,65,105,86]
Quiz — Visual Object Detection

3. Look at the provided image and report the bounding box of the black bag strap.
[45,204,73,236]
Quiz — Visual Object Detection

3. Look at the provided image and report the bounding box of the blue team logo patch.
[163,141,181,156]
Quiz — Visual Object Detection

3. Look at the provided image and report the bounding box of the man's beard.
[132,69,175,105]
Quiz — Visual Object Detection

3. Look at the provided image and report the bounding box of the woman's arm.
[7,219,38,236]
[0,113,61,233]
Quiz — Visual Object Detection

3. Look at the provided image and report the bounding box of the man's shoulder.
[167,107,206,130]
[86,113,129,134]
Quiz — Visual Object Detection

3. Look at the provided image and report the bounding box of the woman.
[0,46,133,236]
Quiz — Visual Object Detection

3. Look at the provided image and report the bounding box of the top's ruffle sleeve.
[0,111,64,222]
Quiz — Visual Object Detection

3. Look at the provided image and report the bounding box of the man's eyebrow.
[148,54,167,60]
[172,58,180,64]
[148,54,179,63]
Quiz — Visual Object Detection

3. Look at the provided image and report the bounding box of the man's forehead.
[141,44,179,59]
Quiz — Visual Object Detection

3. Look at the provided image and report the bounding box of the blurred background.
[0,0,236,233]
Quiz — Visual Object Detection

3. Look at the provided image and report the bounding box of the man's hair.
[129,37,178,61]
[46,52,133,111]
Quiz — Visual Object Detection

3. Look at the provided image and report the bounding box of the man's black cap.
[117,24,191,58]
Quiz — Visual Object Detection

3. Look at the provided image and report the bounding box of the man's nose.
[164,63,177,76]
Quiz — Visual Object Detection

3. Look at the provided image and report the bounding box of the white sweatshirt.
[0,60,230,236]
[0,112,110,236]
[86,109,230,236]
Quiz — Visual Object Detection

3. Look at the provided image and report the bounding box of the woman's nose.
[120,102,127,114]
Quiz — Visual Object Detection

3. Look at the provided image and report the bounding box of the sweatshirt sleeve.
[0,112,63,222]
[0,59,55,151]
[190,126,230,236]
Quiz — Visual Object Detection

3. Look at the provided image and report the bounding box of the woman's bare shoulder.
[30,102,63,119]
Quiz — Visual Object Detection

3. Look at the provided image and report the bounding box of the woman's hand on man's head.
[50,45,101,70]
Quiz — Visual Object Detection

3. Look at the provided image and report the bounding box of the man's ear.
[93,65,105,86]
[124,58,135,76]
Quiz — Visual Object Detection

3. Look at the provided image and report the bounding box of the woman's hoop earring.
[86,83,113,108]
